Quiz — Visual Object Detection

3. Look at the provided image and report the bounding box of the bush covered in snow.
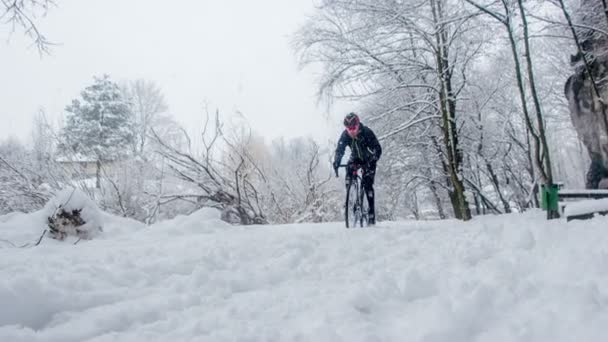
[44,188,103,240]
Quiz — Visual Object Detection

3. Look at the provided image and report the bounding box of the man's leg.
[363,162,376,224]
[345,161,356,187]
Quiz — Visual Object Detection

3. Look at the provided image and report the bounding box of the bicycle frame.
[336,164,368,228]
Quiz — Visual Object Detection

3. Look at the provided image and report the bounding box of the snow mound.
[152,207,230,234]
[44,188,103,240]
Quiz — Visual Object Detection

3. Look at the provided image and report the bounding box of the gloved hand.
[333,159,340,171]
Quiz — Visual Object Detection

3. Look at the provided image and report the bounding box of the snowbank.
[152,207,231,234]
[1,209,608,341]
[0,210,47,247]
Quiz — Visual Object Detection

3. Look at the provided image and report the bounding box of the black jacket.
[334,124,382,165]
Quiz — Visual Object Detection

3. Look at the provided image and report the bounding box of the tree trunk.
[473,192,481,215]
[524,124,539,208]
[485,160,511,213]
[430,0,471,220]
[517,0,554,183]
[476,105,510,213]
[517,0,558,218]
[428,179,446,219]
[411,189,420,220]
[507,19,547,182]
[96,159,101,189]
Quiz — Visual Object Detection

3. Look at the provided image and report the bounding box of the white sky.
[0,0,350,146]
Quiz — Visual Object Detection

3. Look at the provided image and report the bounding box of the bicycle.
[335,163,368,228]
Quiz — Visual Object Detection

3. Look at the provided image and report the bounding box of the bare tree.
[122,79,169,157]
[1,0,56,54]
[0,137,50,213]
[152,111,267,225]
[295,0,476,219]
[265,137,339,223]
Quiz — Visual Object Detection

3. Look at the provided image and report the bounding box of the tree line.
[2,0,605,224]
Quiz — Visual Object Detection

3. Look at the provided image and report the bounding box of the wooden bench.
[558,189,608,221]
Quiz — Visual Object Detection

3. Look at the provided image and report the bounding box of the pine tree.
[60,75,135,188]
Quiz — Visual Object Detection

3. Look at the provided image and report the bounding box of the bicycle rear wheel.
[345,179,360,228]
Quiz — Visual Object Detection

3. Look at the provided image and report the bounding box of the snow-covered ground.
[2,208,608,342]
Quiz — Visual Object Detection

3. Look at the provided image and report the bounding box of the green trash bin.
[541,183,559,211]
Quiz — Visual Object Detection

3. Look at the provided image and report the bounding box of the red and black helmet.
[343,112,360,128]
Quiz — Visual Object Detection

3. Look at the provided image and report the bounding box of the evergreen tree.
[60,75,135,188]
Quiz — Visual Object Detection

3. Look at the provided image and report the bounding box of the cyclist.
[333,112,382,225]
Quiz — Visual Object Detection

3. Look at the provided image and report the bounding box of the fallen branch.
[34,229,47,246]
[9,229,48,248]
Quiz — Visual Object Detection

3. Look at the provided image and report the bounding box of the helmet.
[344,112,360,137]
[343,112,359,127]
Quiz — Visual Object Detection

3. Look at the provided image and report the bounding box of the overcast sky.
[0,0,349,146]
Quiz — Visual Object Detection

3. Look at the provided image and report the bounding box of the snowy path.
[2,209,608,341]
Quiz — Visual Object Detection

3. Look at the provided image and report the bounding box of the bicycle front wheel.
[345,180,359,228]
[360,186,368,227]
